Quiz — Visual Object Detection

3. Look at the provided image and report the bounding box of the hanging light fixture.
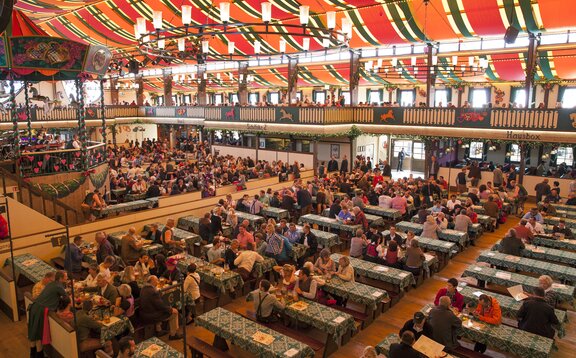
[181,5,192,25]
[326,11,336,29]
[153,11,163,30]
[158,39,165,49]
[136,17,146,37]
[178,38,185,52]
[228,41,235,54]
[254,41,261,54]
[303,38,310,51]
[261,2,272,23]
[452,55,458,66]
[220,2,230,23]
[299,6,309,26]
[411,56,417,66]
[202,40,209,53]
[279,39,286,53]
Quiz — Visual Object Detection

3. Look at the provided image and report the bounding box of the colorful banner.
[10,36,88,71]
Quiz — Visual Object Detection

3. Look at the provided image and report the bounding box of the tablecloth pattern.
[107,232,165,257]
[253,258,277,279]
[100,316,134,345]
[298,214,361,235]
[534,234,576,251]
[477,251,576,283]
[539,202,576,213]
[174,254,243,293]
[375,334,400,355]
[4,253,55,283]
[281,298,356,339]
[363,205,402,220]
[143,223,201,247]
[277,224,341,249]
[462,265,575,304]
[134,337,184,358]
[196,307,315,358]
[261,207,290,220]
[420,304,554,358]
[396,221,469,246]
[321,276,388,311]
[458,285,568,338]
[492,241,576,267]
[330,254,415,290]
[381,230,458,254]
[177,216,232,237]
[98,200,153,217]
[235,212,266,227]
[544,216,576,229]
[291,243,309,261]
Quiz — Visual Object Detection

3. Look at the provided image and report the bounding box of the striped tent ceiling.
[16,0,576,85]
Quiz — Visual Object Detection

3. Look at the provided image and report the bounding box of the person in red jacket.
[471,294,502,353]
[0,214,8,240]
[434,278,464,312]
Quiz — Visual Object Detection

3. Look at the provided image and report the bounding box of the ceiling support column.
[287,57,299,105]
[198,65,207,105]
[349,50,361,106]
[110,77,119,105]
[163,68,173,106]
[135,74,144,106]
[524,33,539,108]
[426,43,435,107]
[238,61,249,105]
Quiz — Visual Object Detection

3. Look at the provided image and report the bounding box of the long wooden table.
[492,240,576,266]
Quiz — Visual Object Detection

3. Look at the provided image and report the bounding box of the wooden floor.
[1,213,575,357]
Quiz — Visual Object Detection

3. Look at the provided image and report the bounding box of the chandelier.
[135,2,352,63]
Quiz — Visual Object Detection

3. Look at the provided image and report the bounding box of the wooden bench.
[51,257,66,270]
[328,304,368,330]
[188,336,233,358]
[453,345,493,358]
[200,287,219,312]
[235,307,323,352]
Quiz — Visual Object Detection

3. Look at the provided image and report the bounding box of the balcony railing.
[19,142,106,177]
[3,104,575,132]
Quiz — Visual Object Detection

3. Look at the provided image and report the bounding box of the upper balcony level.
[1,105,575,133]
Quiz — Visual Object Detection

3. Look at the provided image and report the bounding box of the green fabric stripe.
[537,52,554,80]
[234,0,263,18]
[106,0,136,27]
[347,11,380,46]
[385,3,418,42]
[396,1,429,41]
[517,0,541,32]
[269,68,288,83]
[271,25,302,51]
[360,69,388,85]
[326,65,348,83]
[299,68,323,85]
[502,0,521,30]
[325,0,353,10]
[439,57,463,82]
[85,8,133,41]
[397,62,418,83]
[58,17,101,44]
[445,0,474,38]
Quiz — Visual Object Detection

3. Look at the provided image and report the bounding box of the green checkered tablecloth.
[364,205,402,220]
[125,193,146,202]
[291,243,309,261]
[375,334,401,356]
[364,213,384,226]
[534,233,576,251]
[539,202,576,213]
[462,265,575,304]
[330,254,415,290]
[321,276,388,311]
[278,224,341,250]
[106,232,166,256]
[412,214,484,234]
[253,258,277,279]
[492,241,576,267]
[235,212,266,227]
[544,216,576,229]
[134,337,184,358]
[280,298,356,339]
[396,221,469,246]
[298,214,361,235]
[261,207,290,220]
[555,210,576,219]
[381,230,458,254]
[176,216,232,237]
[173,254,243,293]
[100,316,134,346]
[143,223,201,251]
[97,200,153,217]
[477,250,576,283]
[111,188,126,198]
[457,285,568,338]
[196,307,315,358]
[421,304,554,358]
[4,253,55,283]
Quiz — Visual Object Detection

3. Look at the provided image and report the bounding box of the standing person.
[493,165,504,188]
[468,161,481,188]
[64,235,85,280]
[381,160,392,177]
[318,161,325,177]
[95,231,114,264]
[456,167,467,193]
[297,185,313,215]
[428,296,462,351]
[247,280,285,323]
[534,179,551,203]
[397,148,406,172]
[327,156,339,173]
[340,155,349,174]
[298,225,318,266]
[428,155,440,179]
[28,271,68,357]
[234,242,264,280]
[517,287,559,338]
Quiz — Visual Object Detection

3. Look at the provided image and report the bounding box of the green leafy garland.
[207,125,363,139]
[32,177,86,199]
[89,167,109,189]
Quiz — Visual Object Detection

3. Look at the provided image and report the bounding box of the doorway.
[390,139,426,175]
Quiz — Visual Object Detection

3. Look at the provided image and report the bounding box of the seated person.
[114,284,135,319]
[247,279,285,323]
[206,237,226,265]
[117,336,136,358]
[517,287,559,339]
[553,220,574,240]
[76,300,113,354]
[522,207,544,223]
[134,253,154,279]
[264,224,292,263]
[146,223,162,244]
[140,275,182,340]
[384,226,404,246]
[56,296,74,324]
[389,331,422,358]
[120,227,143,265]
[84,273,119,304]
[79,264,99,289]
[350,229,368,259]
[298,225,318,266]
[470,294,502,353]
[162,257,183,283]
[403,240,425,277]
[400,311,433,340]
[337,206,354,223]
[294,267,318,300]
[540,200,557,216]
[499,228,526,256]
[314,249,336,276]
[234,242,264,280]
[284,223,301,245]
[184,263,201,324]
[333,255,355,282]
[434,278,464,312]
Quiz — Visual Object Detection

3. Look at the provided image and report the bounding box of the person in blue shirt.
[65,235,85,280]
[522,207,544,224]
[264,224,292,264]
[284,223,301,244]
[430,200,445,214]
[337,206,354,223]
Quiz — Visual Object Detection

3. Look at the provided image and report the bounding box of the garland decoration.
[32,177,86,199]
[88,167,109,189]
[10,76,20,162]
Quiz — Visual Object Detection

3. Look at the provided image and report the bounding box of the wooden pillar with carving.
[518,143,527,185]
[349,50,361,106]
[198,65,207,105]
[110,77,119,105]
[524,34,538,108]
[425,43,434,107]
[287,58,299,105]
[135,74,144,106]
[238,61,249,105]
[163,68,173,106]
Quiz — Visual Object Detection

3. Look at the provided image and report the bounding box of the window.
[249,93,259,105]
[184,95,191,104]
[213,94,223,105]
[393,140,412,157]
[509,144,521,163]
[157,96,164,105]
[412,142,425,160]
[341,91,351,105]
[556,147,574,166]
[368,90,382,104]
[469,141,484,160]
[470,88,489,108]
[512,88,527,107]
[296,91,302,101]
[434,89,449,107]
[561,88,576,108]
[229,93,239,104]
[399,90,414,106]
[172,95,177,105]
[268,92,280,104]
[313,90,326,104]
